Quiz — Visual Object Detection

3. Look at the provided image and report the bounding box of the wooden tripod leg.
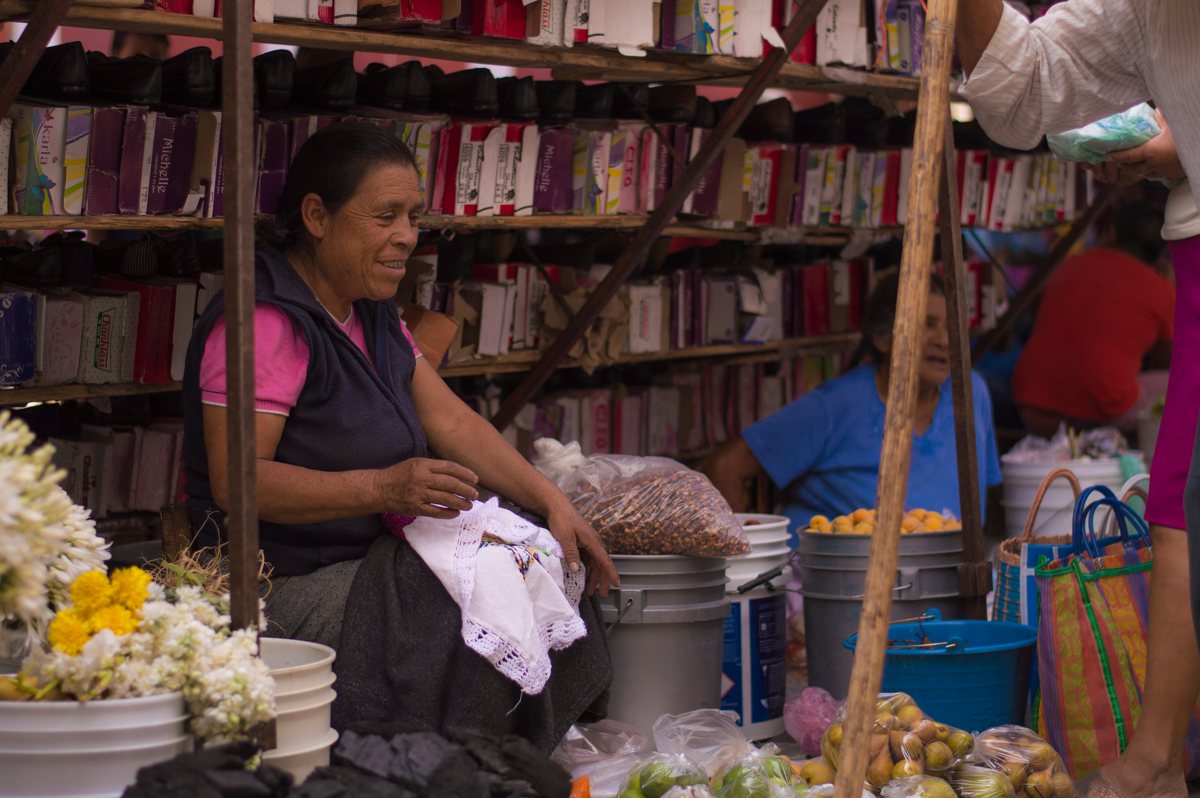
[831,0,960,792]
[938,117,990,620]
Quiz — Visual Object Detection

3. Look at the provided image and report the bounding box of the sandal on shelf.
[1074,771,1128,798]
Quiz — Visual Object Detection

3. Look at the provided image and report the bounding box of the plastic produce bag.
[533,439,751,556]
[784,687,840,756]
[712,748,807,798]
[881,775,957,798]
[619,754,710,798]
[653,709,754,779]
[950,763,1017,798]
[819,692,974,789]
[553,719,653,798]
[1047,103,1160,163]
[965,726,1075,798]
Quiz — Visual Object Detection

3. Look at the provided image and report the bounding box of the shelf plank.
[0,381,183,406]
[0,214,226,231]
[0,2,923,99]
[437,332,861,378]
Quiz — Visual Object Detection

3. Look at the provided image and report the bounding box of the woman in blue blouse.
[704,270,1002,540]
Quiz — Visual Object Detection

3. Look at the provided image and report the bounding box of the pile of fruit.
[806,509,962,535]
[819,693,1074,797]
[617,750,839,798]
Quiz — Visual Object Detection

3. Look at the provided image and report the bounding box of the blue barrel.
[844,609,1037,732]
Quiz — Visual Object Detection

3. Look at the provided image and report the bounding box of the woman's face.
[308,161,422,305]
[874,291,952,388]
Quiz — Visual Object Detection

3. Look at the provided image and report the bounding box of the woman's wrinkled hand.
[373,458,479,520]
[545,500,619,597]
[1091,110,1185,184]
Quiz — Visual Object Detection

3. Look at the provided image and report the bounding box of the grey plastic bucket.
[797,531,967,699]
[600,555,729,736]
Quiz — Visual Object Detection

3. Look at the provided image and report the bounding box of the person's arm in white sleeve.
[957,0,1151,150]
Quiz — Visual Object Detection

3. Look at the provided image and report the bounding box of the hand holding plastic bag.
[653,709,754,779]
[1047,103,1160,163]
[533,439,751,556]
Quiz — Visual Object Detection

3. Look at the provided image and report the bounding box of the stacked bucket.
[260,639,338,782]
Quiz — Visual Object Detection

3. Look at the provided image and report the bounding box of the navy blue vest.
[182,247,428,576]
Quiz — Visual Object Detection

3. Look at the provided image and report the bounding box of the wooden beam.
[489,0,834,431]
[0,381,181,407]
[222,1,260,632]
[970,183,1119,361]
[832,0,958,792]
[938,115,989,618]
[0,0,74,120]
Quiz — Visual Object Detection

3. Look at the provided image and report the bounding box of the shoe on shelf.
[428,68,498,118]
[497,76,539,122]
[87,51,162,105]
[162,46,216,106]
[4,41,91,101]
[358,60,429,113]
[293,56,358,111]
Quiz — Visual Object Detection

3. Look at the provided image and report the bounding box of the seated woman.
[182,123,617,748]
[703,271,1003,535]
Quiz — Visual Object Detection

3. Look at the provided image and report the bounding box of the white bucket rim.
[0,733,190,757]
[263,728,338,759]
[0,691,182,713]
[261,638,336,674]
[735,513,791,526]
[275,672,337,699]
[277,688,337,715]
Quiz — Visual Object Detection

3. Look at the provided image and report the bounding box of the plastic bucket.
[843,610,1037,732]
[263,729,338,783]
[601,555,729,736]
[722,514,792,741]
[0,732,190,797]
[1000,456,1133,538]
[796,531,967,700]
[261,638,338,782]
[260,638,336,693]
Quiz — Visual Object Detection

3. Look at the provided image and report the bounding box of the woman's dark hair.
[849,269,947,367]
[263,122,417,251]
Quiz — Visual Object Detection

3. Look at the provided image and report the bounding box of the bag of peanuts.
[532,439,751,556]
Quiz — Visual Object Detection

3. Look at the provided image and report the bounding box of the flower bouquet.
[0,412,275,746]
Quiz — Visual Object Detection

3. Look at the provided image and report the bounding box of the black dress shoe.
[794,101,847,144]
[293,56,358,110]
[691,96,715,129]
[216,50,297,109]
[843,97,887,148]
[13,42,91,101]
[162,46,216,106]
[533,80,578,124]
[737,97,794,142]
[497,76,539,121]
[575,82,615,120]
[647,84,697,124]
[87,52,162,105]
[611,83,651,119]
[4,232,96,289]
[358,60,430,112]
[429,68,498,118]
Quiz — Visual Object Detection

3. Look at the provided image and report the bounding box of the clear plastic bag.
[712,748,804,798]
[785,687,840,756]
[880,775,958,798]
[619,753,710,798]
[532,439,751,556]
[1047,103,1160,163]
[965,726,1074,798]
[552,719,653,798]
[949,763,1017,798]
[818,693,974,790]
[653,709,755,779]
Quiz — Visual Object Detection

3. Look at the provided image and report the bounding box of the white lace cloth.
[402,498,587,695]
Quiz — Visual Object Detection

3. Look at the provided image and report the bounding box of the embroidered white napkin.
[402,497,587,695]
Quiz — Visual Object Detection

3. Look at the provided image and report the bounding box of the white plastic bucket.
[264,729,339,783]
[0,690,184,732]
[261,638,338,783]
[1001,456,1136,538]
[0,732,190,797]
[722,514,792,741]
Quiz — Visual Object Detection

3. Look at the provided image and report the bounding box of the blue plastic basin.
[844,610,1037,732]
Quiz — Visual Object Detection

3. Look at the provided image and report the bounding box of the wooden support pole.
[489,0,831,432]
[971,184,1119,361]
[938,115,990,619]
[222,1,260,631]
[0,0,73,120]
[832,0,958,792]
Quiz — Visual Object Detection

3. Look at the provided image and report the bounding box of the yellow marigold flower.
[109,567,152,612]
[70,570,113,616]
[47,608,91,656]
[87,604,138,637]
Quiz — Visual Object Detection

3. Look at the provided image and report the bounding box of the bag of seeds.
[533,439,751,557]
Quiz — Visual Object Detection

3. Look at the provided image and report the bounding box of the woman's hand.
[1090,110,1186,184]
[544,499,619,597]
[372,458,479,519]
